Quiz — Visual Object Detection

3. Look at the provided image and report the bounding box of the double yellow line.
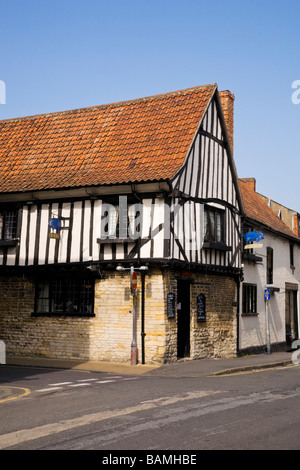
[0,386,30,403]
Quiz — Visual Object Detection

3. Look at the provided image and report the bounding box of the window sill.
[203,241,232,251]
[242,252,263,262]
[97,237,137,244]
[241,312,259,317]
[0,239,18,247]
[268,286,280,293]
[31,312,95,318]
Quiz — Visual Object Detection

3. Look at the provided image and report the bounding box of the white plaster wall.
[239,231,300,351]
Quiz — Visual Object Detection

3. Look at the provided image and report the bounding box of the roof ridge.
[0,83,217,125]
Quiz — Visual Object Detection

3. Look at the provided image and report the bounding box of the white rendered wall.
[240,231,300,351]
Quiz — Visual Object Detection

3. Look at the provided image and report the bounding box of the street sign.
[131,270,137,293]
[264,289,270,302]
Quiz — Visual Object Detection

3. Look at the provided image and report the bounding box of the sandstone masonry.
[0,270,238,364]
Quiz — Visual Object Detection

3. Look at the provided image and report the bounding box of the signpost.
[116,264,148,366]
[264,288,271,354]
[131,270,137,295]
[130,267,137,365]
[264,289,270,302]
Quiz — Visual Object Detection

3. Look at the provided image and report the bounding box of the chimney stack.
[240,177,256,192]
[219,90,235,154]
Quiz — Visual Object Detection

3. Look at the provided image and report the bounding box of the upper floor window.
[0,210,18,240]
[204,206,225,243]
[101,202,142,240]
[266,247,273,284]
[290,243,295,269]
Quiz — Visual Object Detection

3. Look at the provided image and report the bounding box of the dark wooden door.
[177,280,191,358]
[286,289,298,349]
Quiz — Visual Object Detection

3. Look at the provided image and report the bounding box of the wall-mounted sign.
[131,270,137,295]
[167,292,175,319]
[244,231,264,249]
[49,217,61,239]
[264,289,270,302]
[197,294,206,322]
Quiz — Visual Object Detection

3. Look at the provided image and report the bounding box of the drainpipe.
[141,270,146,364]
[131,184,146,363]
[236,277,240,356]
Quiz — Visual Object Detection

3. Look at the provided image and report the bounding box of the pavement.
[1,350,297,378]
[0,351,298,401]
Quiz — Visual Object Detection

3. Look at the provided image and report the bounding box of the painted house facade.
[0,84,243,364]
[239,178,300,354]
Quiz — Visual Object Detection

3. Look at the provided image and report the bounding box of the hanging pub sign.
[243,231,264,249]
[167,292,175,319]
[49,217,61,239]
[197,294,206,322]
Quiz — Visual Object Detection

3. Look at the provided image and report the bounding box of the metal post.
[131,266,137,365]
[141,271,145,364]
[116,264,148,366]
[266,299,271,354]
[131,294,137,365]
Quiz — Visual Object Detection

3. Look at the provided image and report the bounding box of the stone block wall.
[0,272,167,364]
[164,271,237,361]
[0,269,238,364]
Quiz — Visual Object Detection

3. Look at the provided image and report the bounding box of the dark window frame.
[242,283,258,315]
[204,205,225,244]
[290,243,295,269]
[266,247,273,285]
[100,201,142,242]
[0,209,18,241]
[33,277,95,317]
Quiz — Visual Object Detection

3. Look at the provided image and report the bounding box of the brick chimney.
[219,90,235,154]
[240,178,256,192]
[293,213,300,237]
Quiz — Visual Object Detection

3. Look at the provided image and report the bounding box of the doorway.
[285,286,298,349]
[177,280,191,358]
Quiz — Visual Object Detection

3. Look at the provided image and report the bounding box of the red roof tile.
[239,178,300,241]
[0,85,216,193]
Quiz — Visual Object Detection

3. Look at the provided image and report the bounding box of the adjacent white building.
[239,178,300,354]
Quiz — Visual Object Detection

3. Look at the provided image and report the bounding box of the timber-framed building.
[0,84,244,364]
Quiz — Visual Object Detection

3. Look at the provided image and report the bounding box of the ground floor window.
[34,277,95,316]
[242,283,257,314]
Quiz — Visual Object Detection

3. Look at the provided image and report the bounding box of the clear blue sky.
[1,0,299,212]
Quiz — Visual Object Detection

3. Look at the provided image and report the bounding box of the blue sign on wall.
[264,289,270,302]
[243,231,264,244]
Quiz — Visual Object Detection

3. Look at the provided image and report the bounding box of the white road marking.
[77,378,99,382]
[68,383,91,387]
[0,390,216,449]
[49,382,73,386]
[103,376,122,379]
[35,376,132,393]
[96,380,115,384]
[36,387,62,392]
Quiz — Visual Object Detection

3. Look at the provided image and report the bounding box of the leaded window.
[35,278,95,316]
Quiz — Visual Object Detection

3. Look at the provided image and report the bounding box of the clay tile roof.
[239,178,300,241]
[0,84,217,193]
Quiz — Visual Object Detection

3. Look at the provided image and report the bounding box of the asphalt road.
[0,363,299,451]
